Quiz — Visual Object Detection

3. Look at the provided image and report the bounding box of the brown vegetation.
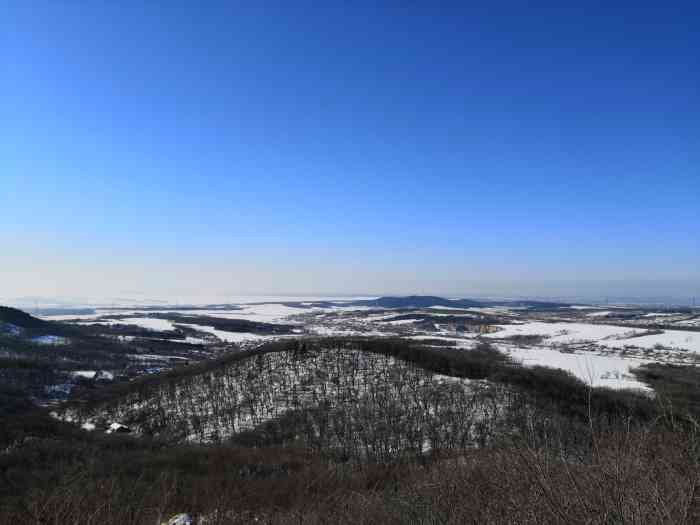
[2,338,699,524]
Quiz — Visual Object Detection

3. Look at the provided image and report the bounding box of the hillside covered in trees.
[3,333,700,523]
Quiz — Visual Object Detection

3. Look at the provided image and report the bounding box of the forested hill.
[0,306,66,335]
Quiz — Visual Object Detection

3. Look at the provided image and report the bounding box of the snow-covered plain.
[486,321,700,353]
[482,320,700,390]
[486,322,644,342]
[80,317,178,331]
[225,303,312,323]
[175,323,274,343]
[603,330,700,352]
[494,344,651,390]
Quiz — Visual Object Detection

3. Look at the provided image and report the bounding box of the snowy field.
[482,321,700,390]
[79,317,178,332]
[485,321,700,353]
[493,344,651,390]
[175,323,276,343]
[223,303,314,323]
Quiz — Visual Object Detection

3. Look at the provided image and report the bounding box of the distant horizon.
[3,288,699,310]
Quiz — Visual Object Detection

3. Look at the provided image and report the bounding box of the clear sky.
[2,2,699,303]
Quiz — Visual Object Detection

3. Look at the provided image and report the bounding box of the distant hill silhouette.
[0,306,68,335]
[350,295,570,310]
[352,296,484,309]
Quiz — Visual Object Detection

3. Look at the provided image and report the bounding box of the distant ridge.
[351,296,484,309]
[350,295,570,310]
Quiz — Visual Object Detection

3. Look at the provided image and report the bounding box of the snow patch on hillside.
[32,335,69,345]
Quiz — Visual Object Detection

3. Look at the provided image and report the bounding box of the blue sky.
[2,2,698,301]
